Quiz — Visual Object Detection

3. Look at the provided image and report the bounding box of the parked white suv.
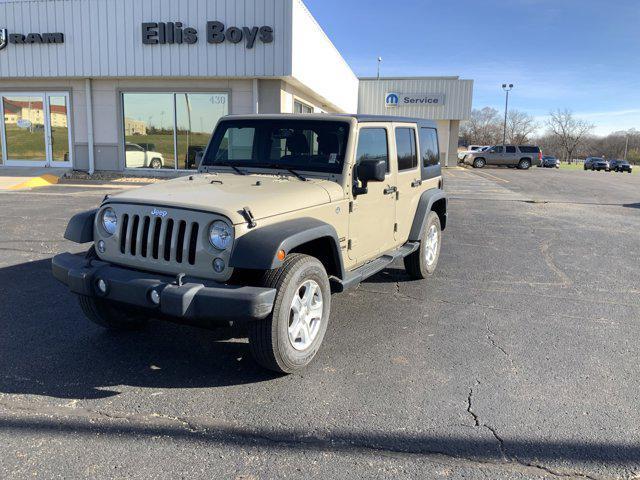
[458,145,489,161]
[125,143,165,169]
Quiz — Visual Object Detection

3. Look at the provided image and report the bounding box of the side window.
[491,146,504,154]
[419,127,440,167]
[395,128,418,171]
[356,128,389,172]
[506,146,516,154]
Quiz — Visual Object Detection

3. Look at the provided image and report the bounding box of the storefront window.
[3,95,47,162]
[294,100,313,114]
[176,93,227,170]
[122,92,228,170]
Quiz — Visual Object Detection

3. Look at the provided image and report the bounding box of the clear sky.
[304,0,640,136]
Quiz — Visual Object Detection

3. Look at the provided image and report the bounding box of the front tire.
[248,254,331,374]
[404,211,442,280]
[473,158,486,169]
[78,296,149,331]
[150,158,162,169]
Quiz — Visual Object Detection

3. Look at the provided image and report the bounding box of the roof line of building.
[360,76,466,81]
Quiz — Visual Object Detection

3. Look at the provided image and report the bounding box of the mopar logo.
[151,208,168,218]
[385,93,399,107]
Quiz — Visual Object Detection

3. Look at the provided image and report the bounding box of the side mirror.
[357,159,386,182]
[353,159,386,196]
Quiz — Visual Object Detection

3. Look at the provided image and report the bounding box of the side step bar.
[331,242,420,292]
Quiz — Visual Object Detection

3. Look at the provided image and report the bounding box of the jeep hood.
[108,173,344,225]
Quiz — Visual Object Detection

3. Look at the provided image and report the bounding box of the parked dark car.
[609,159,633,173]
[540,155,560,168]
[584,157,610,171]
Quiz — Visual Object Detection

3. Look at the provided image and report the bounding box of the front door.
[0,92,72,168]
[348,126,397,265]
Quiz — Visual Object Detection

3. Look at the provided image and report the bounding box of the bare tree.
[460,107,502,146]
[506,110,538,145]
[546,109,594,163]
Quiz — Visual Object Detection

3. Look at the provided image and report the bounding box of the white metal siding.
[0,0,293,78]
[358,78,474,121]
[290,0,358,113]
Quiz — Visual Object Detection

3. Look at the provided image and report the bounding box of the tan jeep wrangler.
[53,114,447,373]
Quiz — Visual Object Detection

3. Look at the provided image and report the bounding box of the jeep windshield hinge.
[242,207,257,229]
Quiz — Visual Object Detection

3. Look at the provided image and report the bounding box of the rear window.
[506,146,516,153]
[519,146,540,153]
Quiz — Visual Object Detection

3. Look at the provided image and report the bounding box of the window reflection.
[176,93,228,169]
[3,96,47,161]
[122,92,228,170]
[49,96,70,163]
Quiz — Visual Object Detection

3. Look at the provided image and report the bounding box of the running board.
[331,242,419,292]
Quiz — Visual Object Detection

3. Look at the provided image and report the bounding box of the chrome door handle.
[411,179,423,188]
[384,186,397,195]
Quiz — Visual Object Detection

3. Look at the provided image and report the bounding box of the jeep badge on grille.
[151,208,168,218]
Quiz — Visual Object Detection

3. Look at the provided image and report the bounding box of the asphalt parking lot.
[1,167,639,479]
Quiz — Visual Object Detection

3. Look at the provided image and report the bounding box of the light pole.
[502,83,513,145]
[624,133,629,161]
[377,57,382,79]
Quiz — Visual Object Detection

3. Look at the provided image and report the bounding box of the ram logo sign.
[385,93,399,107]
[0,29,7,51]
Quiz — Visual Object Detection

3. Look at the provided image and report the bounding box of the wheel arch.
[408,189,448,242]
[64,209,97,244]
[229,218,345,280]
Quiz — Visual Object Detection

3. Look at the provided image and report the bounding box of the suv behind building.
[463,145,542,169]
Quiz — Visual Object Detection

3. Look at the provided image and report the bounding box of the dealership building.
[0,0,472,173]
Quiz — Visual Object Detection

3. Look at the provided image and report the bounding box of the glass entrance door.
[0,92,72,168]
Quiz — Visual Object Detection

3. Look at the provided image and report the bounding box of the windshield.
[202,120,351,174]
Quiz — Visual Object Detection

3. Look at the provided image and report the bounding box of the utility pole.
[624,133,629,161]
[377,57,382,80]
[502,83,514,145]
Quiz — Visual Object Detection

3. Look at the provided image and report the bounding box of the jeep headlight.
[101,208,118,236]
[209,221,233,250]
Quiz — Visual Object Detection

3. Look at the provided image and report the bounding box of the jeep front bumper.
[52,253,276,327]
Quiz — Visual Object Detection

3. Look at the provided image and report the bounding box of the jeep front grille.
[119,213,200,266]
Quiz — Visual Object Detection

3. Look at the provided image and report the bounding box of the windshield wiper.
[264,164,307,182]
[215,162,246,176]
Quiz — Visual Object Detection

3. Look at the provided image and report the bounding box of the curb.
[8,174,61,190]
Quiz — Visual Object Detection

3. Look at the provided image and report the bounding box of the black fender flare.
[229,218,345,278]
[408,189,448,241]
[64,209,97,244]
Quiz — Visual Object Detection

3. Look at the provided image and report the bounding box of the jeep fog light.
[150,289,161,305]
[213,258,226,273]
[96,279,108,294]
[97,240,106,254]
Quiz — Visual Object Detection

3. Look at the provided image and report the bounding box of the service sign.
[386,93,446,107]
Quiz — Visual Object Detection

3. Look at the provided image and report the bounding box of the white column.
[252,79,259,114]
[84,79,95,174]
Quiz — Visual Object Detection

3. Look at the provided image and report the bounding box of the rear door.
[394,124,421,243]
[504,145,517,165]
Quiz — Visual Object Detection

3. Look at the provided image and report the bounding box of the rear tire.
[150,158,162,169]
[248,254,331,374]
[404,211,442,280]
[473,158,486,169]
[518,159,531,170]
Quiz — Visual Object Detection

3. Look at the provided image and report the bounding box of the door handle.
[384,186,397,195]
[411,179,423,188]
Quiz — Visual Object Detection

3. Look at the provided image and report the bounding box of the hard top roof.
[222,113,437,128]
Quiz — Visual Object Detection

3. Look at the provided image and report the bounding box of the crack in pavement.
[0,399,611,479]
[465,387,603,480]
[540,242,573,287]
